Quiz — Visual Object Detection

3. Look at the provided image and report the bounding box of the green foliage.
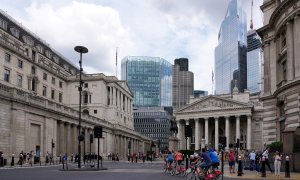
[267,141,283,152]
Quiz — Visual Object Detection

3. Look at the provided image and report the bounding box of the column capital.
[214,117,219,120]
[224,116,230,119]
[247,114,252,118]
[235,115,240,119]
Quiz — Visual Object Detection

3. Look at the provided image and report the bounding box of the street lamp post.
[74,46,88,168]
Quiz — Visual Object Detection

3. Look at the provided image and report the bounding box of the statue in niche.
[170,117,178,138]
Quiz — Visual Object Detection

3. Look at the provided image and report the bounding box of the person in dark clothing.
[262,148,272,172]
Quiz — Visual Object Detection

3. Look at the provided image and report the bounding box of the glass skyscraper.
[121,56,172,107]
[247,30,263,94]
[215,0,247,94]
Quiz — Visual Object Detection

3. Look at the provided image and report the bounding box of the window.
[51,89,55,100]
[5,53,10,63]
[17,74,22,87]
[43,73,47,81]
[22,36,34,46]
[37,45,44,53]
[281,31,286,50]
[42,86,47,97]
[84,83,88,88]
[94,110,97,114]
[0,18,7,30]
[282,61,287,80]
[10,28,19,38]
[59,93,63,103]
[52,77,55,85]
[59,81,63,88]
[83,92,88,104]
[32,50,36,61]
[4,69,10,82]
[18,59,23,69]
[31,66,36,75]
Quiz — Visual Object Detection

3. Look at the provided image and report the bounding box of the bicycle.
[163,161,175,175]
[172,163,187,176]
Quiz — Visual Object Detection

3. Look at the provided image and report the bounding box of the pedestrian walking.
[262,147,272,172]
[228,149,235,173]
[274,151,282,177]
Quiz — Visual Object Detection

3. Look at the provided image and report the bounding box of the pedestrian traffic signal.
[185,125,193,137]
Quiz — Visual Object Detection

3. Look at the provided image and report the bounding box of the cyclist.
[200,148,212,174]
[209,148,220,169]
[166,151,174,168]
[175,151,183,165]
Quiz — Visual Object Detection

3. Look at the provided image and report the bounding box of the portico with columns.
[175,94,262,151]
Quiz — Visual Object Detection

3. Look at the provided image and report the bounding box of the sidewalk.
[223,165,300,180]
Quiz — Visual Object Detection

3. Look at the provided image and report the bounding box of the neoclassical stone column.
[72,124,78,155]
[113,87,117,106]
[66,123,71,155]
[225,116,230,150]
[214,117,219,150]
[177,121,183,150]
[205,118,209,147]
[185,120,190,150]
[195,119,200,150]
[58,121,65,155]
[236,116,240,141]
[294,15,300,78]
[286,21,295,81]
[120,93,123,111]
[247,115,252,150]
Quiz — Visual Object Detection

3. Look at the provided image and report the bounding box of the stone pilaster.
[225,116,230,150]
[205,118,209,146]
[236,116,240,141]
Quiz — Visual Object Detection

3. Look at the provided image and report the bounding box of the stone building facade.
[174,88,264,151]
[0,10,151,162]
[258,0,300,171]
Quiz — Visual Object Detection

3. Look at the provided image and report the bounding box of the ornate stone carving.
[189,98,240,111]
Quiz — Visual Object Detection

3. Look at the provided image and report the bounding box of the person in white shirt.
[262,147,272,172]
[249,150,256,171]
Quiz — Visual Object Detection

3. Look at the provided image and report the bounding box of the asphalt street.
[0,161,247,180]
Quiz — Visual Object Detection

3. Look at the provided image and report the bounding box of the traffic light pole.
[185,137,188,169]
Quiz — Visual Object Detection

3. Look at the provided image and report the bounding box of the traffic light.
[94,126,102,138]
[236,138,240,148]
[219,136,227,147]
[185,125,193,137]
[90,134,93,144]
[52,142,55,148]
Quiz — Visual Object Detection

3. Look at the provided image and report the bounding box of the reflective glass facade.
[247,30,263,94]
[215,0,247,94]
[121,56,172,107]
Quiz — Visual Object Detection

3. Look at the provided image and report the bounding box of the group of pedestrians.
[227,147,284,177]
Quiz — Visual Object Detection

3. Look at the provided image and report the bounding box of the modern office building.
[172,58,194,111]
[247,29,263,94]
[258,0,300,171]
[194,90,208,98]
[0,10,151,163]
[133,106,172,150]
[215,0,247,94]
[121,56,172,107]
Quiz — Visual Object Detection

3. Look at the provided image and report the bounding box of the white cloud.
[1,0,264,94]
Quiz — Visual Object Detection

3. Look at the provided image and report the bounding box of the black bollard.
[261,156,266,177]
[11,154,14,167]
[285,155,290,178]
[237,155,243,176]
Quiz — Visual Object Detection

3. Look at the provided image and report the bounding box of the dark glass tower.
[215,0,247,94]
[121,56,172,107]
[247,30,263,94]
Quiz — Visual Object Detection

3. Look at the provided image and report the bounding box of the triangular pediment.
[177,95,252,113]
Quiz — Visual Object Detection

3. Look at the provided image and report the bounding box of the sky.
[1,0,263,94]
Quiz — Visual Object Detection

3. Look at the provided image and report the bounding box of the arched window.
[83,109,89,115]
